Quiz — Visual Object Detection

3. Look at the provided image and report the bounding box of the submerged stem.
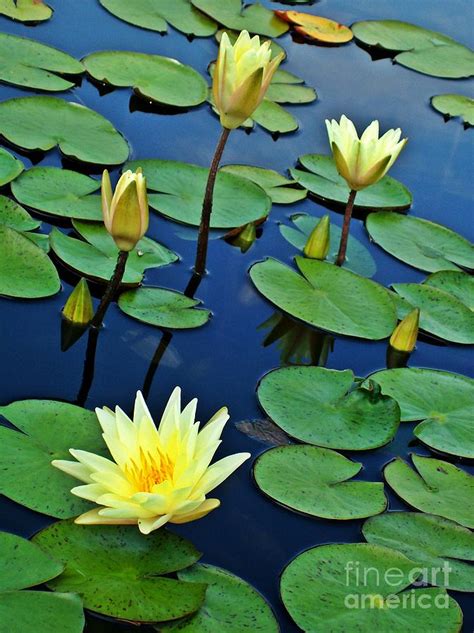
[336,189,357,266]
[90,250,129,328]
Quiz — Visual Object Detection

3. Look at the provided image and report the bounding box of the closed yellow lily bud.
[325,115,407,191]
[102,168,149,252]
[303,215,330,260]
[390,308,420,352]
[62,278,93,326]
[213,30,284,129]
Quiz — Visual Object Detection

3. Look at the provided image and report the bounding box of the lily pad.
[159,564,279,632]
[384,454,474,528]
[367,368,474,459]
[352,20,474,79]
[0,592,84,633]
[126,159,271,228]
[34,520,206,623]
[191,0,288,37]
[99,0,217,37]
[291,154,412,211]
[0,33,83,91]
[281,543,463,633]
[0,399,106,518]
[83,51,208,108]
[423,270,474,309]
[431,94,474,126]
[221,165,306,204]
[118,287,211,329]
[0,0,52,22]
[50,221,177,285]
[253,444,387,519]
[0,196,40,232]
[12,168,102,221]
[366,212,474,273]
[258,366,400,450]
[275,11,353,44]
[249,257,396,340]
[0,97,129,166]
[0,148,23,186]
[280,212,376,277]
[363,512,474,592]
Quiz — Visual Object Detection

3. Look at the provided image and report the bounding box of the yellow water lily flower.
[325,115,407,191]
[213,30,284,129]
[52,389,250,534]
[303,215,330,260]
[390,308,420,353]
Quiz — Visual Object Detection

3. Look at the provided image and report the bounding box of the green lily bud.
[390,308,420,353]
[303,215,330,260]
[62,278,93,326]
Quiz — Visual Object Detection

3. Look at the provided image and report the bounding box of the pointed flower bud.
[213,30,284,129]
[390,308,420,353]
[62,278,93,326]
[101,168,149,252]
[304,215,330,260]
[325,115,407,191]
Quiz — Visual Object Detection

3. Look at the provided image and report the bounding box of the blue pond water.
[0,0,472,631]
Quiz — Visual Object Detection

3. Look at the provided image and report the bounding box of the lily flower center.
[124,447,174,492]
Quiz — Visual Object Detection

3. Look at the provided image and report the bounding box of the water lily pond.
[0,1,473,632]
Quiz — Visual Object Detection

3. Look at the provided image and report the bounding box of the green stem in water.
[336,189,357,267]
[90,250,129,328]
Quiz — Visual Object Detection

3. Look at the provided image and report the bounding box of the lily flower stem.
[336,189,357,266]
[90,250,129,328]
[194,127,231,276]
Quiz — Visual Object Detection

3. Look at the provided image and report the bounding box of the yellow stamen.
[124,447,174,492]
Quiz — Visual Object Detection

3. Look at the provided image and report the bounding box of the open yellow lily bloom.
[52,389,250,534]
[213,30,284,129]
[325,115,407,191]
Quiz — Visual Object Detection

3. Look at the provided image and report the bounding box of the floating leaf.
[83,51,208,108]
[0,148,23,187]
[191,0,288,37]
[0,196,40,232]
[118,287,211,329]
[0,0,52,22]
[280,212,376,277]
[367,368,474,459]
[291,154,412,210]
[281,543,463,633]
[0,400,106,518]
[424,270,474,310]
[254,444,387,519]
[221,165,306,204]
[431,94,474,126]
[34,520,206,623]
[363,512,474,592]
[0,97,129,165]
[275,11,353,44]
[159,564,279,632]
[126,159,271,228]
[366,212,474,272]
[384,454,474,528]
[258,366,400,450]
[99,0,217,37]
[235,419,291,446]
[249,257,396,340]
[352,19,474,79]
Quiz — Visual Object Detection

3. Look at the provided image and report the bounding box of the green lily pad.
[367,368,474,459]
[0,97,129,166]
[0,592,84,633]
[12,168,102,221]
[0,399,106,518]
[280,212,376,277]
[363,512,474,592]
[0,148,23,186]
[0,0,52,22]
[258,366,400,450]
[366,212,474,273]
[50,221,177,285]
[126,159,271,228]
[99,0,217,36]
[281,543,463,633]
[423,270,474,309]
[384,454,474,529]
[249,257,396,340]
[118,287,211,329]
[83,51,208,108]
[0,196,40,232]
[253,444,387,519]
[159,564,279,632]
[221,165,306,204]
[0,33,83,91]
[352,20,474,79]
[34,520,206,623]
[431,94,474,126]
[290,154,412,211]
[191,0,288,37]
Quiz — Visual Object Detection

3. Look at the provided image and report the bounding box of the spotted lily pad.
[423,270,474,309]
[291,154,412,210]
[352,20,474,79]
[363,512,474,592]
[384,454,474,528]
[281,543,463,633]
[0,0,52,22]
[83,51,208,108]
[254,444,387,519]
[366,212,474,272]
[221,165,306,204]
[367,368,474,459]
[258,366,400,450]
[191,0,288,37]
[249,257,396,340]
[0,97,129,165]
[431,94,474,126]
[126,159,271,228]
[0,148,23,186]
[34,520,206,623]
[275,11,353,44]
